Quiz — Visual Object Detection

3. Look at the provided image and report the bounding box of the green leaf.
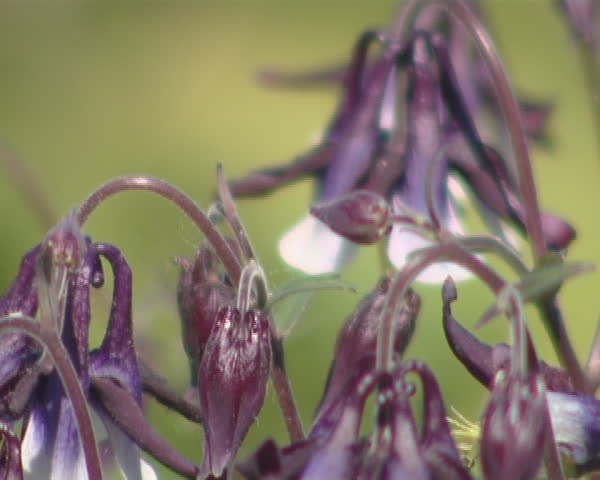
[477,258,594,327]
[269,274,356,335]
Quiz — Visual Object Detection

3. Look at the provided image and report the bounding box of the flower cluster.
[0,1,599,480]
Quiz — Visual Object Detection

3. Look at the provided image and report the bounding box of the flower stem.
[77,175,241,285]
[390,0,588,393]
[392,0,546,261]
[376,241,503,371]
[0,315,103,480]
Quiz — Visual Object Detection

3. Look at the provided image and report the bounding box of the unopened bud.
[310,190,391,244]
[199,306,272,478]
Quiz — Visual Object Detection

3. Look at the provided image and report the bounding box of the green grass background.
[0,1,598,478]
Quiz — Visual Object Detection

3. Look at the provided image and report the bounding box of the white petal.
[387,225,473,284]
[278,215,357,274]
[22,408,52,478]
[50,405,88,480]
[100,414,158,480]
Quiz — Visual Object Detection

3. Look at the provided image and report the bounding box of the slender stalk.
[0,315,103,480]
[77,175,241,285]
[459,234,528,275]
[92,376,199,479]
[537,299,589,393]
[270,335,304,442]
[217,164,256,262]
[137,357,203,424]
[376,241,503,370]
[586,321,600,391]
[0,145,56,230]
[271,364,304,442]
[391,0,545,260]
[390,0,588,394]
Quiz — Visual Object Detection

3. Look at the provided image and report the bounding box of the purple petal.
[547,391,600,470]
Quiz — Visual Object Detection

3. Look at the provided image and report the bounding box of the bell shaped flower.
[199,306,272,478]
[232,29,574,283]
[0,213,157,480]
[239,362,471,480]
[442,278,600,476]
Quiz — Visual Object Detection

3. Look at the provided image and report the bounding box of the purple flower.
[239,362,471,480]
[0,214,156,479]
[232,31,574,283]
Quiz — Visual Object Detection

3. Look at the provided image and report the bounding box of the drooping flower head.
[231,17,575,283]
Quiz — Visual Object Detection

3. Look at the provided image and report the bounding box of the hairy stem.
[77,175,241,284]
[376,241,503,371]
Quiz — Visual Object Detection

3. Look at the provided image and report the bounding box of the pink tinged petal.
[278,215,357,275]
[387,224,473,284]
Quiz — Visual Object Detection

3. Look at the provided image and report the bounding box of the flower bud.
[177,247,235,379]
[199,306,272,478]
[480,371,548,480]
[310,190,391,245]
[315,277,419,424]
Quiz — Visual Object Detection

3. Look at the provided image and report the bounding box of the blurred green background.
[0,1,598,478]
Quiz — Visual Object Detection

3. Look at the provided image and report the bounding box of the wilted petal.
[279,215,358,275]
[199,307,272,477]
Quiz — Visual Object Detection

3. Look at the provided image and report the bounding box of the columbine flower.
[442,277,600,475]
[239,362,471,480]
[231,28,574,283]
[0,213,157,479]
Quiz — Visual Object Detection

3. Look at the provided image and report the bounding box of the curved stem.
[458,234,528,275]
[217,164,256,262]
[270,338,304,443]
[376,241,504,371]
[0,315,102,480]
[391,0,546,261]
[77,175,241,285]
[236,260,268,315]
